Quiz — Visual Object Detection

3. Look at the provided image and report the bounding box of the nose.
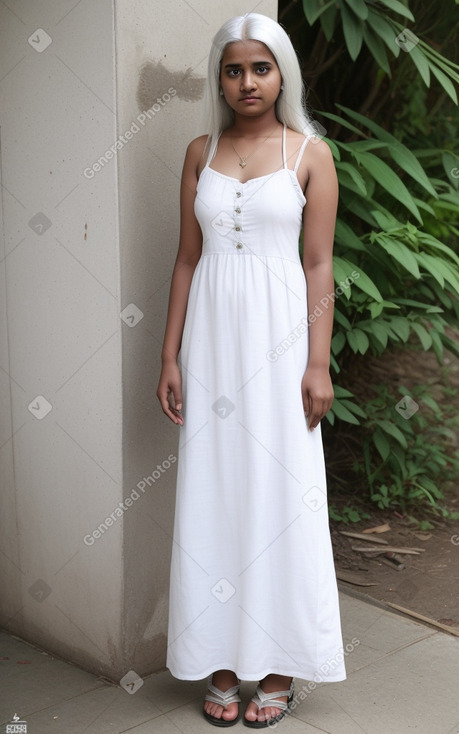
[241,70,257,92]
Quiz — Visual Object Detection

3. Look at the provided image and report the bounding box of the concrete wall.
[0,0,277,681]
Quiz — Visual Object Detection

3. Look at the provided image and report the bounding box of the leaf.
[340,399,367,417]
[377,236,421,278]
[408,43,431,86]
[369,302,383,318]
[302,0,336,25]
[331,331,347,354]
[340,190,379,227]
[371,209,402,231]
[336,105,437,197]
[393,298,443,312]
[333,384,356,399]
[334,308,352,330]
[340,1,364,60]
[363,24,391,75]
[338,170,368,196]
[336,161,368,195]
[353,151,422,221]
[351,140,391,151]
[344,0,368,20]
[442,152,459,189]
[360,320,390,349]
[351,328,370,354]
[338,257,384,301]
[325,409,335,425]
[330,354,340,375]
[373,429,391,461]
[377,0,415,20]
[320,3,338,41]
[417,232,459,265]
[387,316,410,342]
[331,397,361,424]
[378,420,408,448]
[428,61,458,103]
[366,9,401,57]
[423,258,459,292]
[323,136,341,160]
[320,112,365,138]
[333,258,352,299]
[410,322,432,350]
[420,44,459,80]
[413,253,444,287]
[347,329,370,354]
[334,218,366,252]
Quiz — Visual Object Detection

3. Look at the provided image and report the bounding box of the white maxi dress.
[166,124,347,683]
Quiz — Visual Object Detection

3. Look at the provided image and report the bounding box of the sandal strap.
[205,675,241,707]
[251,679,294,711]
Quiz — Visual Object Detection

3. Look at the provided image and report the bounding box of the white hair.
[201,13,317,163]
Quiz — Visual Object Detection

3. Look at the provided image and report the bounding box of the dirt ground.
[331,510,459,628]
[327,334,459,631]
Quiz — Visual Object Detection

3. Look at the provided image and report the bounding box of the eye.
[256,66,269,74]
[227,69,241,77]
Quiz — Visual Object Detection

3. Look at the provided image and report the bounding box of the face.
[219,40,282,117]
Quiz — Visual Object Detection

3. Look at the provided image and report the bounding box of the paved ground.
[1,589,459,734]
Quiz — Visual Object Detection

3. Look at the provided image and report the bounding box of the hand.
[156,360,184,425]
[301,365,334,431]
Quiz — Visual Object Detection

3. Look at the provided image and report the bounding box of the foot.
[204,669,240,723]
[244,674,293,724]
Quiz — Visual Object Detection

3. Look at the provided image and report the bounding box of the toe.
[244,701,258,722]
[222,702,239,721]
[205,700,223,719]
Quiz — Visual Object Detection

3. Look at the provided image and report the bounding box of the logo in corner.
[6,714,27,733]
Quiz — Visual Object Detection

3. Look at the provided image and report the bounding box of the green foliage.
[360,384,459,515]
[328,503,371,524]
[280,0,459,518]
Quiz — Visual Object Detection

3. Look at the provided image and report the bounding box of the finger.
[303,388,312,416]
[307,397,326,431]
[168,386,184,425]
[173,386,183,413]
[158,387,183,425]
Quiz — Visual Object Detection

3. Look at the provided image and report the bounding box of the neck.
[230,109,282,137]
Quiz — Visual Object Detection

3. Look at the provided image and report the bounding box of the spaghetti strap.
[293,136,309,174]
[282,123,288,169]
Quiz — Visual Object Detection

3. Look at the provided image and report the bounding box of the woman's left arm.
[300,139,339,431]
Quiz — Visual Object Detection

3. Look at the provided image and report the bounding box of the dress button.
[236,192,242,198]
[235,225,241,231]
[235,207,241,214]
[236,243,243,249]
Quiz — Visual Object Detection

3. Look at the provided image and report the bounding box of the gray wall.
[0,0,277,680]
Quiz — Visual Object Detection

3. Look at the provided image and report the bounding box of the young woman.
[157,12,346,728]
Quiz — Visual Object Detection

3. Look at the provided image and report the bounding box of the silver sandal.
[203,673,242,727]
[243,677,294,728]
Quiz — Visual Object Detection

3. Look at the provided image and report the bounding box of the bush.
[281,0,459,519]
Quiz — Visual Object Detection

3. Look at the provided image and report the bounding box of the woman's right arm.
[156,136,206,425]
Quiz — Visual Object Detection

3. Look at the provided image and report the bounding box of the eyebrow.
[223,61,273,68]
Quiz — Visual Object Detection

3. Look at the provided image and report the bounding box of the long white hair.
[201,13,317,163]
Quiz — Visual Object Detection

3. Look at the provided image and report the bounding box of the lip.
[240,96,260,102]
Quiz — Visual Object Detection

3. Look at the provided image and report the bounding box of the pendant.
[239,161,246,168]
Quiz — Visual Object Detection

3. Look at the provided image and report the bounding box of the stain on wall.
[137,59,205,111]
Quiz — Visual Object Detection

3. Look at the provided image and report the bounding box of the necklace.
[230,124,280,168]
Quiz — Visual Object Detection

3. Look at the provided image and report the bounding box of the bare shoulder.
[285,127,308,148]
[180,135,209,187]
[185,135,208,164]
[305,137,334,163]
[182,134,209,179]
